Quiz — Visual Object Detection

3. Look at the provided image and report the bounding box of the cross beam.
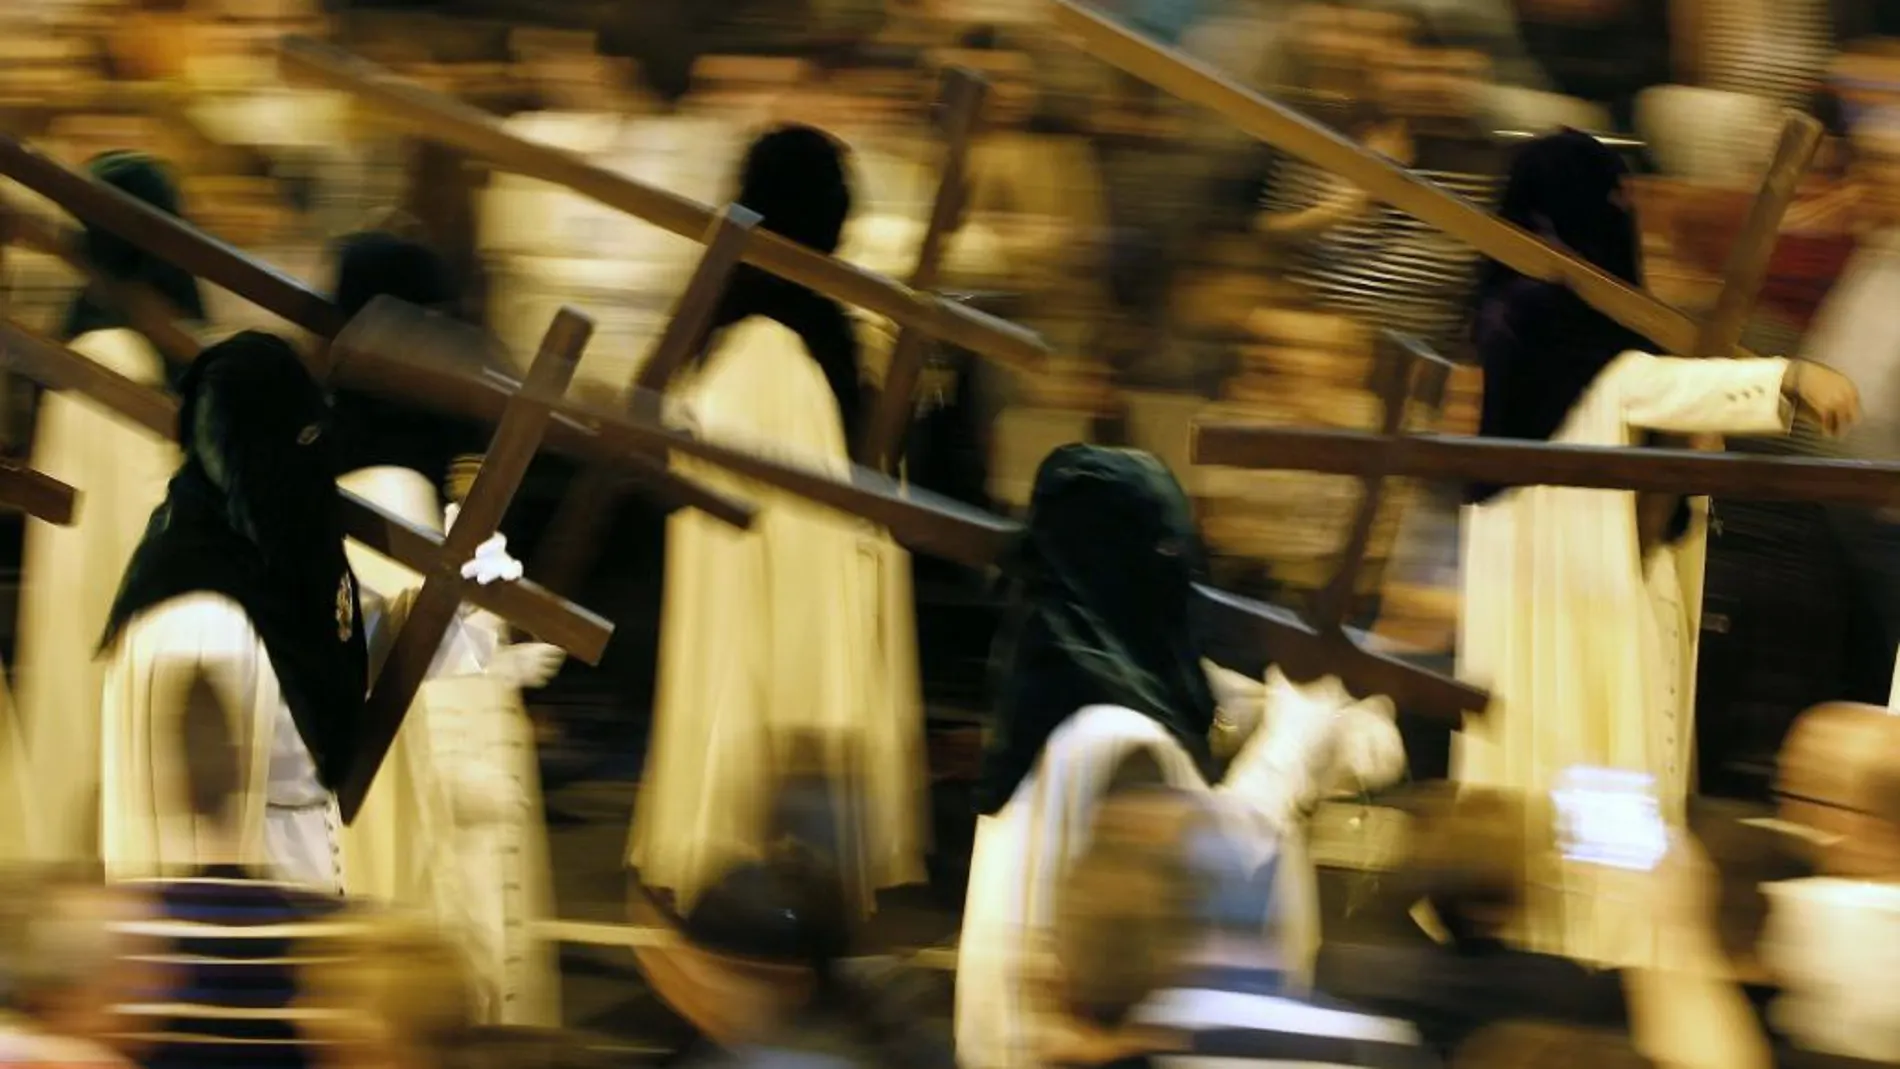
[0,461,77,527]
[857,67,988,471]
[530,204,761,595]
[272,36,1047,372]
[338,308,589,823]
[0,134,755,528]
[0,317,612,661]
[1048,0,1764,360]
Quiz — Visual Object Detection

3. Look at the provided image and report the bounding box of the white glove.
[460,532,524,585]
[488,642,565,689]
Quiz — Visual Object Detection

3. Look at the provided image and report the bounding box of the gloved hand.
[460,532,524,586]
[488,642,565,689]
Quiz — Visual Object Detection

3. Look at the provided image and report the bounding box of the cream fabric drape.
[1455,350,1794,964]
[628,316,928,912]
[15,327,176,864]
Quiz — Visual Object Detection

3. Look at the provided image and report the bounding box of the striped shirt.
[108,866,368,1069]
[1132,968,1437,1069]
[1261,152,1502,352]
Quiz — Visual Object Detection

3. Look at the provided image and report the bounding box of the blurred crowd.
[0,1,1899,1069]
[10,0,1900,636]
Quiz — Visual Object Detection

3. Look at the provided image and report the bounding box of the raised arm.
[1610,352,1860,438]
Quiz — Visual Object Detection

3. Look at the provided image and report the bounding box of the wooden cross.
[272,37,1047,371]
[0,459,76,527]
[0,313,613,663]
[335,307,588,822]
[856,66,988,471]
[530,203,761,595]
[0,132,755,528]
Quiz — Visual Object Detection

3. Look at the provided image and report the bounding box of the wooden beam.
[338,308,589,823]
[1192,425,1900,508]
[857,67,987,471]
[530,205,760,595]
[0,460,77,526]
[1697,115,1826,359]
[0,137,754,527]
[331,298,756,531]
[1047,0,1752,360]
[0,317,612,663]
[274,36,1048,372]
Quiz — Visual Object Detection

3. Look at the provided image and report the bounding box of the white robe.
[335,466,561,1026]
[16,328,177,864]
[628,317,928,911]
[99,592,342,890]
[1455,350,1793,964]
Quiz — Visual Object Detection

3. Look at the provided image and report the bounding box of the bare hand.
[1792,362,1862,437]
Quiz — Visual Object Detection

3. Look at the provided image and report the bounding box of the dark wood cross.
[0,134,755,522]
[856,66,988,472]
[531,204,761,595]
[274,37,1047,372]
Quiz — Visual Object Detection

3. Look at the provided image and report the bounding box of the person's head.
[1050,785,1206,1035]
[330,230,459,324]
[175,331,344,571]
[62,150,207,343]
[732,125,853,256]
[0,867,146,1043]
[1405,785,1542,941]
[1454,1021,1653,1069]
[1777,702,1900,879]
[1493,128,1640,286]
[307,913,478,1069]
[981,447,1217,815]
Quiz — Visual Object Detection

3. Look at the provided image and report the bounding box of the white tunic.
[1455,350,1793,964]
[99,593,341,890]
[16,328,177,864]
[628,317,928,911]
[336,466,560,1026]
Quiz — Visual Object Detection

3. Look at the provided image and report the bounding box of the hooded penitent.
[1468,128,1655,505]
[710,124,864,442]
[327,230,489,488]
[101,331,367,790]
[61,151,209,363]
[976,445,1217,814]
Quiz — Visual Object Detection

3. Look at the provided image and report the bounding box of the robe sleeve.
[1609,351,1794,435]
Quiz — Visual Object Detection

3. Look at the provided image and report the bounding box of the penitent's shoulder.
[117,592,266,663]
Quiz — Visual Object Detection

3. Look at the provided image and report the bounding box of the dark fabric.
[1512,0,1672,130]
[710,125,865,443]
[60,152,207,376]
[977,445,1217,814]
[1314,940,1631,1057]
[117,863,353,1069]
[326,231,488,488]
[1467,129,1656,505]
[101,332,368,790]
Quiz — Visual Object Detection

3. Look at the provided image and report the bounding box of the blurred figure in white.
[629,125,928,914]
[1762,702,1900,1067]
[956,446,1406,1069]
[15,152,200,866]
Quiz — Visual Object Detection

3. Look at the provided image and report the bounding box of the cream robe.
[1455,350,1793,965]
[99,593,346,890]
[16,328,177,864]
[628,317,928,912]
[335,466,560,1026]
